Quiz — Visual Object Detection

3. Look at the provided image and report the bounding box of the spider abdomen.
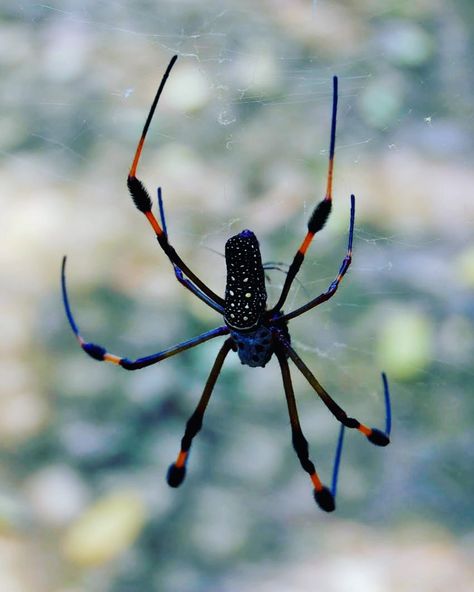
[230,326,273,368]
[224,229,267,331]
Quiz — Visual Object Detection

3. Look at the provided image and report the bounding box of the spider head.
[224,230,267,330]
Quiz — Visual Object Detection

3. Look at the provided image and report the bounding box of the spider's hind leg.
[167,339,232,487]
[328,373,391,505]
[284,342,391,448]
[275,345,335,512]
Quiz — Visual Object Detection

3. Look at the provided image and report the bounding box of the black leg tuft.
[167,463,186,488]
[82,342,106,361]
[314,486,335,512]
[307,199,332,234]
[367,428,390,447]
[127,175,153,213]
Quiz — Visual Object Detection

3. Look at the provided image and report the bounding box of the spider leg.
[271,76,338,314]
[280,193,354,323]
[275,345,335,512]
[381,372,392,436]
[157,187,224,314]
[61,256,229,370]
[278,337,390,447]
[157,186,169,236]
[330,371,391,501]
[167,338,233,487]
[126,55,225,308]
[330,424,345,499]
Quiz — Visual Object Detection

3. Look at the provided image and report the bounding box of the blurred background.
[1,0,473,590]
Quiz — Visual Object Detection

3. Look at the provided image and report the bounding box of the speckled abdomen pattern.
[224,230,267,330]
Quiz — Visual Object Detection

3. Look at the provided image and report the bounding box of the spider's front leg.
[155,187,225,314]
[271,75,339,315]
[61,256,229,370]
[126,55,225,311]
[281,193,355,323]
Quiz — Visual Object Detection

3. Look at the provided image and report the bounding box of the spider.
[62,55,391,513]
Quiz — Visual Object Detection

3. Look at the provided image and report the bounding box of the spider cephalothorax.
[62,55,391,513]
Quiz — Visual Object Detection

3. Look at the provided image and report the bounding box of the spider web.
[1,1,473,591]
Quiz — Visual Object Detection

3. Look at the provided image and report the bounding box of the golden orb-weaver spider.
[62,55,391,512]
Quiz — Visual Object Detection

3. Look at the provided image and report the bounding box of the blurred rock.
[377,308,433,380]
[456,244,474,289]
[62,491,147,566]
[25,464,89,527]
